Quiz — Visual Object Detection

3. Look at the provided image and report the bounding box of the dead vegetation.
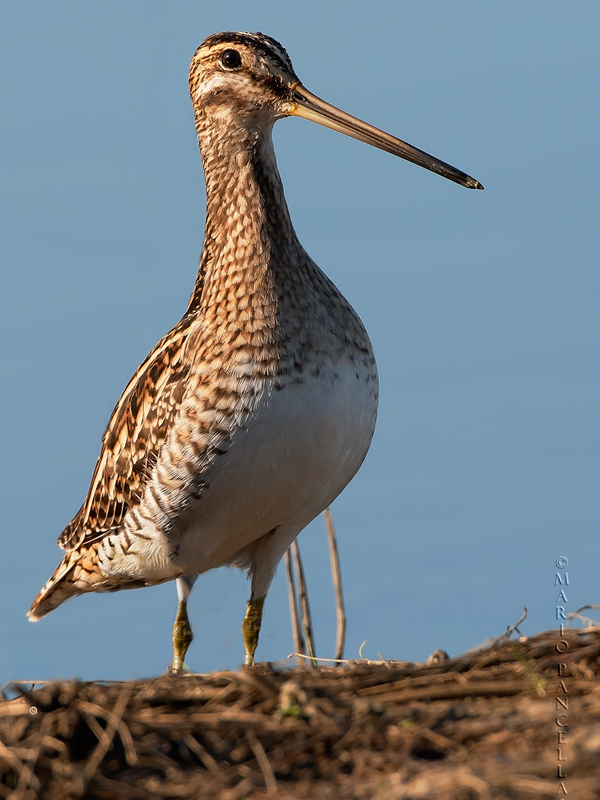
[2,627,600,799]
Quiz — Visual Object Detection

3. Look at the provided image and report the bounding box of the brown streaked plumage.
[28,32,482,671]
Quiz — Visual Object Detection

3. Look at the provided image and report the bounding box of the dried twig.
[0,739,41,799]
[284,549,305,664]
[288,653,349,665]
[289,652,399,667]
[291,541,316,665]
[567,604,600,628]
[500,607,528,640]
[81,685,135,782]
[324,508,346,661]
[246,729,278,796]
[182,734,223,775]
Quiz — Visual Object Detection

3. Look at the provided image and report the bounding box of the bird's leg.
[241,595,265,666]
[171,598,194,673]
[170,575,197,674]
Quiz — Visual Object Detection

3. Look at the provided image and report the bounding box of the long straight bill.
[290,84,483,190]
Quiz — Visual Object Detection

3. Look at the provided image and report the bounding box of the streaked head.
[190,32,483,189]
[189,32,299,131]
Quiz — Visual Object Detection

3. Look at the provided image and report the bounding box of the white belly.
[177,358,378,571]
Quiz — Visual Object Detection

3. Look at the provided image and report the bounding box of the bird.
[28,31,483,672]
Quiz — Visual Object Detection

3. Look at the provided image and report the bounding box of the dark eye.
[220,49,241,69]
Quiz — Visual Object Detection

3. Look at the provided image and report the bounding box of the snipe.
[28,32,482,671]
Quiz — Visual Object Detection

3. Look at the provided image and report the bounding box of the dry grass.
[2,628,600,799]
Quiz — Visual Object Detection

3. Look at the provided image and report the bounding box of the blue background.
[2,1,598,682]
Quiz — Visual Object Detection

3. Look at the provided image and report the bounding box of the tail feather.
[27,543,147,621]
[28,553,80,620]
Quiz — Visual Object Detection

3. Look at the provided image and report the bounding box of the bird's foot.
[171,599,194,674]
[241,596,265,666]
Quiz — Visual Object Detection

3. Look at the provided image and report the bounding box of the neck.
[186,118,302,314]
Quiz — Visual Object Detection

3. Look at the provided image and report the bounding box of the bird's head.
[190,31,483,189]
[189,32,299,134]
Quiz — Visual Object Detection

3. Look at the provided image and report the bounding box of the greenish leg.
[171,599,194,674]
[241,596,265,666]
